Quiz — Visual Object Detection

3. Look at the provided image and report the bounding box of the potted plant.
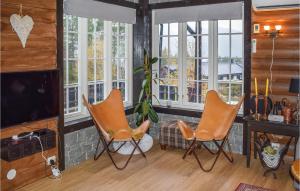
[133,49,159,126]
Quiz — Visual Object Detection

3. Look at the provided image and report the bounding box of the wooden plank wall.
[1,0,57,72]
[251,9,300,105]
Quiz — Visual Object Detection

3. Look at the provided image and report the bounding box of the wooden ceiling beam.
[149,0,243,10]
[93,0,139,9]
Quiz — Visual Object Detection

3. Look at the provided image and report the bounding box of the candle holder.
[262,95,269,120]
[255,95,259,120]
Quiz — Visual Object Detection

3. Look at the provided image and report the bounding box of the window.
[185,21,209,104]
[112,22,129,101]
[64,15,132,119]
[153,19,243,111]
[87,18,105,104]
[64,15,80,114]
[217,20,243,104]
[158,23,179,101]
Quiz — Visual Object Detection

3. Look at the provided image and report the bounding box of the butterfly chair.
[83,89,150,170]
[178,90,244,172]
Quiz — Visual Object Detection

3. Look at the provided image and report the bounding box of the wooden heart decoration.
[10,14,34,48]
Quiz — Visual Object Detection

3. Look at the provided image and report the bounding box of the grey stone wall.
[64,113,243,168]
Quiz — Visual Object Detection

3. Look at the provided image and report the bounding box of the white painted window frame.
[152,16,244,113]
[64,16,133,122]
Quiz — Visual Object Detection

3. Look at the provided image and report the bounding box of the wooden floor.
[19,144,294,191]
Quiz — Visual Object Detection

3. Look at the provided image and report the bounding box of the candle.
[265,78,269,97]
[255,77,258,96]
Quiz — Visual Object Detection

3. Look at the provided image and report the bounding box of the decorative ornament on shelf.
[10,4,34,48]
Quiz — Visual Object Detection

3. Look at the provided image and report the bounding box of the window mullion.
[80,18,88,114]
[105,21,112,97]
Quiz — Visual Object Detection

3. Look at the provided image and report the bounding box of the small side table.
[244,116,299,168]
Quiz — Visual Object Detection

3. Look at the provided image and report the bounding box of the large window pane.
[96,59,104,81]
[198,59,208,80]
[187,58,197,81]
[231,20,243,33]
[159,58,168,78]
[169,23,178,35]
[218,83,229,102]
[187,22,196,35]
[68,33,78,58]
[218,35,229,58]
[159,37,168,57]
[198,82,208,103]
[200,21,209,35]
[187,36,196,57]
[159,24,168,36]
[200,36,208,58]
[68,60,78,84]
[169,37,178,57]
[231,34,243,58]
[218,20,229,33]
[187,81,197,103]
[231,84,242,104]
[88,60,94,81]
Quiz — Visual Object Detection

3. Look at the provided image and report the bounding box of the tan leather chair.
[83,89,150,170]
[178,90,244,172]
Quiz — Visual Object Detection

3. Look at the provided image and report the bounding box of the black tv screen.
[1,71,59,128]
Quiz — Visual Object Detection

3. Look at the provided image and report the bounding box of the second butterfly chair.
[178,90,244,172]
[83,89,150,170]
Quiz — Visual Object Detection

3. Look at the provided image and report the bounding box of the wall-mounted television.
[1,70,59,128]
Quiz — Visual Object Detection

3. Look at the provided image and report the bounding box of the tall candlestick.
[265,78,269,97]
[255,77,258,96]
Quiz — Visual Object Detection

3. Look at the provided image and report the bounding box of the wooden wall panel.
[1,0,57,72]
[1,118,59,190]
[251,9,300,104]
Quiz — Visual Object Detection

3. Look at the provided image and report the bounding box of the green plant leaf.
[142,79,148,88]
[142,100,150,117]
[134,103,142,113]
[136,113,143,126]
[133,66,144,73]
[139,89,144,103]
[150,57,158,64]
[149,108,159,123]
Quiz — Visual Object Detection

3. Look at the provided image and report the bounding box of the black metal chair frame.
[92,124,147,170]
[183,134,233,172]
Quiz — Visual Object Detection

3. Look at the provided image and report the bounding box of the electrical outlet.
[47,156,56,166]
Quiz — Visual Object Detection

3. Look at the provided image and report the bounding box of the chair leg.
[94,137,113,160]
[213,138,233,163]
[190,139,230,172]
[131,138,147,158]
[200,142,218,155]
[110,142,126,153]
[106,139,142,170]
[183,139,196,160]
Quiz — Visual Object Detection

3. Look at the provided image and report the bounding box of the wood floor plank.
[19,144,294,191]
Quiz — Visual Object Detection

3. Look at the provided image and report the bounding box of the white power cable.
[32,135,47,161]
[269,37,275,97]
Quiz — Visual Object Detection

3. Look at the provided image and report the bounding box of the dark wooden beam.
[57,0,65,170]
[132,0,151,105]
[149,0,243,9]
[93,0,139,9]
[243,0,252,155]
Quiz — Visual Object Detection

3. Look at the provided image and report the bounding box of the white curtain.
[153,2,243,24]
[64,0,136,24]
